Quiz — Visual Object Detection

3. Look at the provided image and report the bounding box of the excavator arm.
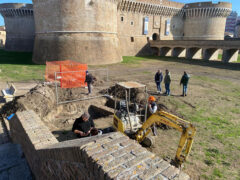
[135,110,196,166]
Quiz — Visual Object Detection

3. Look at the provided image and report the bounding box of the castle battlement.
[184,2,231,18]
[118,0,184,17]
[0,3,33,17]
[184,7,231,18]
[184,2,232,9]
[0,3,35,52]
[0,1,233,63]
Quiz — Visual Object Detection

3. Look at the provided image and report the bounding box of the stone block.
[138,160,170,180]
[123,151,155,168]
[161,166,180,179]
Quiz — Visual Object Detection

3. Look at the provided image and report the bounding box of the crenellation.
[118,0,183,17]
[0,3,35,51]
[0,0,232,63]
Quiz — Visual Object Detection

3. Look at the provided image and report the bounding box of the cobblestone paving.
[0,116,32,180]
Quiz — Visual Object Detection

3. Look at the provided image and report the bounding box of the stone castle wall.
[9,110,190,180]
[0,27,6,48]
[32,0,121,65]
[117,0,184,56]
[31,0,231,64]
[183,2,232,40]
[0,1,232,64]
[0,3,35,52]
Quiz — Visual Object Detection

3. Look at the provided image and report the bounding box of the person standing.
[85,70,93,95]
[164,69,171,96]
[148,96,158,136]
[155,69,163,93]
[180,71,190,97]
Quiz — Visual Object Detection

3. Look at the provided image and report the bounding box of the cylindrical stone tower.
[0,3,35,52]
[235,23,240,38]
[32,0,121,65]
[183,2,232,40]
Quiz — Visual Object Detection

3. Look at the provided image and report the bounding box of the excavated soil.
[1,83,171,142]
[0,83,114,140]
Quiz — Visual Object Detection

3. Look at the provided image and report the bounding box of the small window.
[121,17,124,21]
[131,21,134,26]
[131,37,134,42]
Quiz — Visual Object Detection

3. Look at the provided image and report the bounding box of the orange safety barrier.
[45,60,88,88]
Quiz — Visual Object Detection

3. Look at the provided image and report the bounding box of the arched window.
[152,33,159,41]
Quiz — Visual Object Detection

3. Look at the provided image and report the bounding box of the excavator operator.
[148,96,158,136]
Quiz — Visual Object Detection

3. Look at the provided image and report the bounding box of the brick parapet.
[10,110,190,179]
[118,0,184,17]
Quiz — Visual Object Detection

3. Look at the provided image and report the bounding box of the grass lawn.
[120,56,240,179]
[218,54,240,63]
[0,51,239,179]
[0,50,45,82]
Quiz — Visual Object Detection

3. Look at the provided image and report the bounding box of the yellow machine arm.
[135,110,196,166]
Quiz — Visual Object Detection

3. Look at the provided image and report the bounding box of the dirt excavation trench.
[1,83,180,164]
[1,83,119,141]
[1,82,196,177]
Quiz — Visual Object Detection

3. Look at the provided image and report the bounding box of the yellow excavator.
[112,81,196,167]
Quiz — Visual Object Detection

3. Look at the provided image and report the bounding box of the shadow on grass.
[0,49,34,65]
[133,55,240,71]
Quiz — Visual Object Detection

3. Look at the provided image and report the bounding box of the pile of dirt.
[0,83,109,130]
[0,84,56,119]
[0,96,25,118]
[106,85,147,102]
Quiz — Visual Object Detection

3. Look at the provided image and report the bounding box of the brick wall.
[9,110,190,180]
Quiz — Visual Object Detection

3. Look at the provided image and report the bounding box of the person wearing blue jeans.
[164,69,171,96]
[165,83,170,95]
[180,71,190,97]
[154,69,163,93]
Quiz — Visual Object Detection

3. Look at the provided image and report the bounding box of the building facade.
[0,1,232,64]
[32,0,231,65]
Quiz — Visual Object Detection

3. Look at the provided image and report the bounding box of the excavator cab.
[112,81,196,167]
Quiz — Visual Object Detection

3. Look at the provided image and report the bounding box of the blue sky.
[0,0,239,26]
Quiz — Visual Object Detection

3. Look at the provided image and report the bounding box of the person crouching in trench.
[72,112,98,138]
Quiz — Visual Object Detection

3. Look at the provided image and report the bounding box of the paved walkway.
[0,81,38,109]
[0,116,32,180]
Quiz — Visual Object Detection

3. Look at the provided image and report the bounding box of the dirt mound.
[107,85,146,100]
[0,96,25,118]
[1,84,56,118]
[0,83,109,130]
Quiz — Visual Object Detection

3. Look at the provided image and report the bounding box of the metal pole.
[126,89,133,131]
[57,95,107,105]
[114,83,117,114]
[55,72,59,105]
[144,86,148,122]
[128,88,131,105]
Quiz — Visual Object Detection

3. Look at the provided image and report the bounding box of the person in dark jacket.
[180,71,190,96]
[164,69,171,96]
[85,70,93,95]
[72,112,97,138]
[155,70,163,93]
